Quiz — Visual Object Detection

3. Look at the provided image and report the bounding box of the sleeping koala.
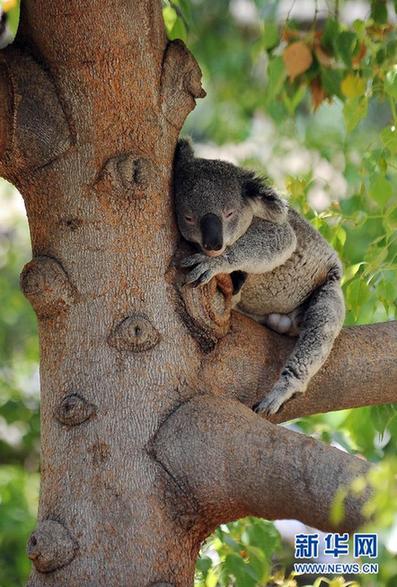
[173,138,345,415]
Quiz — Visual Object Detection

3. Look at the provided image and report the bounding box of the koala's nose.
[200,213,223,251]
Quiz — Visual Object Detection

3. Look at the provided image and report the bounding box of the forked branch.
[154,395,371,535]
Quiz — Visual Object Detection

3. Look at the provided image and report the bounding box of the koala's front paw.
[180,253,221,288]
[254,379,303,416]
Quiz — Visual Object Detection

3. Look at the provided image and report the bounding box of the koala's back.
[237,208,341,318]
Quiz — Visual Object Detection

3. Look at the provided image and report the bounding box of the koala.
[173,138,345,415]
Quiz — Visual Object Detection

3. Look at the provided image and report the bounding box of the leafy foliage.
[195,518,282,587]
[0,0,20,40]
[0,466,39,587]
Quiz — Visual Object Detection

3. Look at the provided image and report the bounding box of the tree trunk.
[1,2,396,586]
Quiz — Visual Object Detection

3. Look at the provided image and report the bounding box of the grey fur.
[173,139,345,415]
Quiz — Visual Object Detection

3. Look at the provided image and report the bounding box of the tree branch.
[200,313,397,422]
[154,395,371,535]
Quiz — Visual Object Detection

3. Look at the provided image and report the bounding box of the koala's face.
[174,158,254,256]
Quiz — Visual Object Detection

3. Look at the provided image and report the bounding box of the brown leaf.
[310,79,327,110]
[281,27,301,42]
[283,41,313,81]
[314,46,333,67]
[352,42,367,67]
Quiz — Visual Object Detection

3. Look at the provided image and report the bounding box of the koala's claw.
[184,265,213,287]
[179,253,208,268]
[254,393,285,416]
[181,252,221,287]
[254,382,300,416]
[191,270,212,288]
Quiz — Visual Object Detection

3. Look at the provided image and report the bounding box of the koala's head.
[173,139,287,256]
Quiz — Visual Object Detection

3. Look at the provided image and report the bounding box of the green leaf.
[282,84,306,115]
[341,263,364,286]
[381,126,397,153]
[335,225,346,247]
[265,56,286,104]
[384,69,397,99]
[322,19,339,52]
[242,519,281,561]
[162,5,178,32]
[224,553,258,586]
[372,405,397,435]
[343,96,368,132]
[205,568,219,587]
[368,174,393,206]
[385,205,397,229]
[346,278,371,320]
[169,17,187,42]
[336,31,357,66]
[321,68,343,98]
[196,556,212,577]
[371,0,388,23]
[263,21,279,50]
[341,74,366,98]
[352,19,366,38]
[222,533,242,552]
[6,1,20,36]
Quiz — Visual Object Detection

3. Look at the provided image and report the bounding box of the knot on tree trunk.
[108,314,161,352]
[0,49,71,179]
[55,393,97,426]
[161,40,206,130]
[96,152,156,199]
[27,520,78,573]
[176,257,234,352]
[20,256,77,319]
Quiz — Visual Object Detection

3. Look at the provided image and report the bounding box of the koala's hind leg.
[255,268,345,416]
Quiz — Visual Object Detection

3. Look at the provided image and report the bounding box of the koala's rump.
[236,210,338,317]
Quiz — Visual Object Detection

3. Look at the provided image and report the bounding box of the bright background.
[1,1,397,585]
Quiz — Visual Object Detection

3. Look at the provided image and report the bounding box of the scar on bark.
[96,152,156,199]
[27,520,78,573]
[55,393,97,426]
[161,39,206,129]
[0,49,72,179]
[108,314,161,352]
[20,256,77,319]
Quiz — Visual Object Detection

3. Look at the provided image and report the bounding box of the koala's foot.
[180,253,223,287]
[262,312,301,337]
[254,376,304,416]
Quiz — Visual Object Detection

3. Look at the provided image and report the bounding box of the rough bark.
[153,396,372,538]
[200,313,397,422]
[1,1,395,586]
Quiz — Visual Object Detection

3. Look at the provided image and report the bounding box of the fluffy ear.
[241,173,288,224]
[174,138,195,168]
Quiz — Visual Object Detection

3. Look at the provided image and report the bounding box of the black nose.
[200,213,223,251]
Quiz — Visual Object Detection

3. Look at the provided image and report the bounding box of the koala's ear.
[242,174,288,224]
[174,138,195,168]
